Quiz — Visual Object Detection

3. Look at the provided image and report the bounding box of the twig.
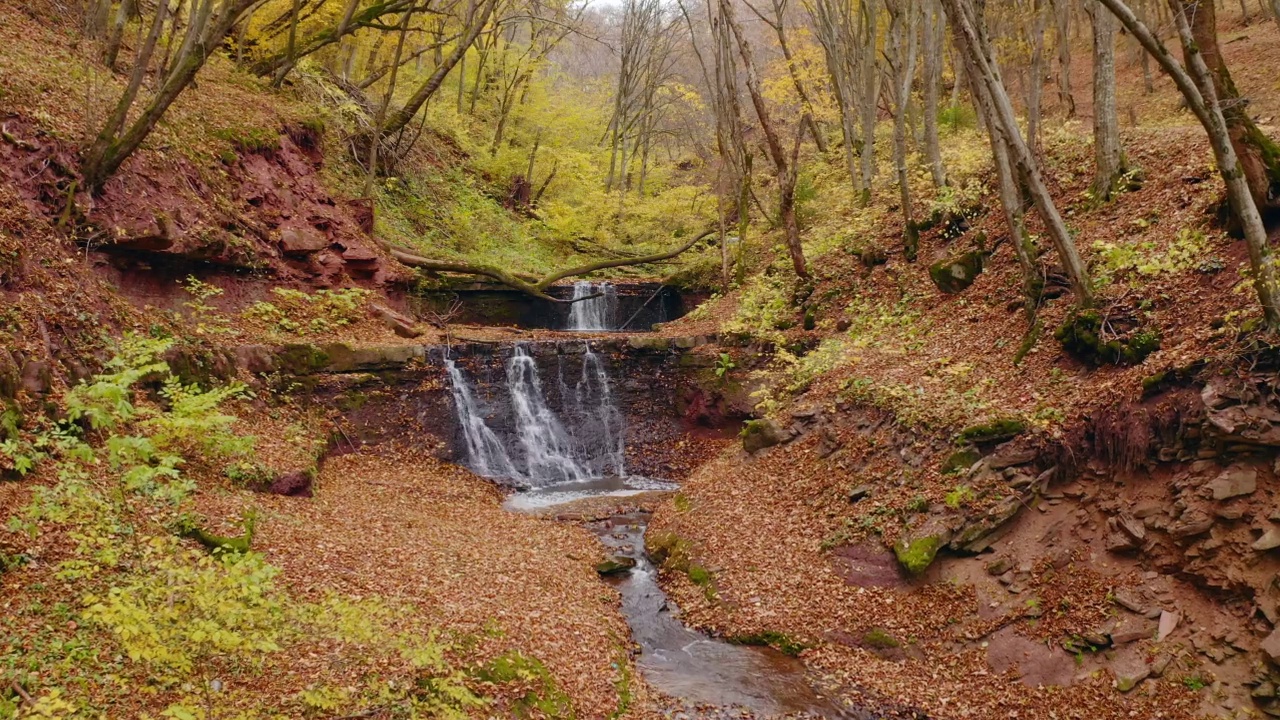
[10,679,34,705]
[618,285,666,331]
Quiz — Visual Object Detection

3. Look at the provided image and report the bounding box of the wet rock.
[672,336,707,349]
[986,445,1037,470]
[1114,666,1151,693]
[1206,465,1257,500]
[19,360,52,395]
[596,555,637,575]
[986,556,1012,576]
[1157,611,1181,642]
[627,336,671,353]
[928,250,985,294]
[1169,511,1214,539]
[894,518,953,575]
[320,343,425,372]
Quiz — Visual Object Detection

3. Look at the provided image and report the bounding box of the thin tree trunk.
[1097,0,1280,326]
[943,0,1095,306]
[887,0,920,259]
[1087,0,1127,199]
[272,0,303,87]
[1053,0,1076,117]
[379,0,498,139]
[721,0,808,278]
[1026,0,1048,149]
[922,0,947,186]
[104,0,135,69]
[858,0,879,204]
[366,4,414,196]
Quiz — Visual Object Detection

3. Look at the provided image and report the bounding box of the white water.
[566,281,618,331]
[446,344,628,487]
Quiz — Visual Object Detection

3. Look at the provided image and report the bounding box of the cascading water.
[566,281,618,331]
[445,344,630,487]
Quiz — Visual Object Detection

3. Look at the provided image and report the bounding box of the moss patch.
[1055,309,1160,366]
[729,630,810,657]
[894,533,944,575]
[862,628,900,649]
[928,250,985,294]
[941,448,982,475]
[957,417,1026,444]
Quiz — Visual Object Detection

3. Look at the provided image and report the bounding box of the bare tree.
[83,0,261,193]
[941,0,1094,306]
[1085,0,1128,200]
[806,0,879,202]
[250,0,413,78]
[1096,0,1280,326]
[742,0,827,152]
[720,0,808,278]
[921,0,947,186]
[885,0,920,260]
[1051,0,1075,117]
[1024,0,1048,149]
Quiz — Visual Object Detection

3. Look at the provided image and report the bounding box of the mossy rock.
[941,448,982,475]
[596,555,637,576]
[928,250,985,294]
[276,344,331,375]
[729,630,810,657]
[957,418,1026,444]
[894,528,949,575]
[1055,309,1160,366]
[740,418,787,453]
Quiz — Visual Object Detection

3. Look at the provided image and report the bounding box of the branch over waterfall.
[387,229,714,302]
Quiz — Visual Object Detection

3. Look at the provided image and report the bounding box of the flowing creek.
[444,341,854,718]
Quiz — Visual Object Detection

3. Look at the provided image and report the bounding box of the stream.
[443,341,856,718]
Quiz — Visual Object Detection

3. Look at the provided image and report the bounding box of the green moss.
[729,630,810,657]
[894,533,944,575]
[672,493,691,513]
[928,250,985,294]
[1054,310,1160,366]
[941,448,981,475]
[646,531,691,572]
[957,417,1026,444]
[276,344,331,375]
[474,651,575,719]
[862,628,900,649]
[177,511,257,555]
[214,126,280,153]
[687,563,712,586]
[849,242,888,268]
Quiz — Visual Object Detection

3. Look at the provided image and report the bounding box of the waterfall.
[566,281,618,331]
[445,344,627,487]
[445,358,520,479]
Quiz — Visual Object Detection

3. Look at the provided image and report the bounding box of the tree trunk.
[378,0,499,140]
[942,0,1095,306]
[1053,0,1076,117]
[103,0,135,69]
[858,0,879,203]
[721,0,808,278]
[1181,0,1280,214]
[250,0,409,77]
[922,0,947,186]
[887,0,920,260]
[84,0,258,193]
[1097,0,1280,326]
[366,5,414,197]
[1087,0,1127,200]
[272,0,303,87]
[1026,0,1048,149]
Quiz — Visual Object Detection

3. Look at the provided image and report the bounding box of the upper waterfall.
[566,281,618,331]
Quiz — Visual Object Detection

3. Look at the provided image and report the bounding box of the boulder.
[894,518,954,575]
[19,360,52,396]
[320,343,425,373]
[928,250,985,294]
[0,349,19,399]
[627,336,670,353]
[1206,465,1257,500]
[1256,528,1280,552]
[848,485,873,503]
[1262,630,1280,664]
[370,304,422,339]
[279,226,329,255]
[596,555,637,575]
[1156,610,1180,642]
[1168,511,1214,539]
[741,419,788,454]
